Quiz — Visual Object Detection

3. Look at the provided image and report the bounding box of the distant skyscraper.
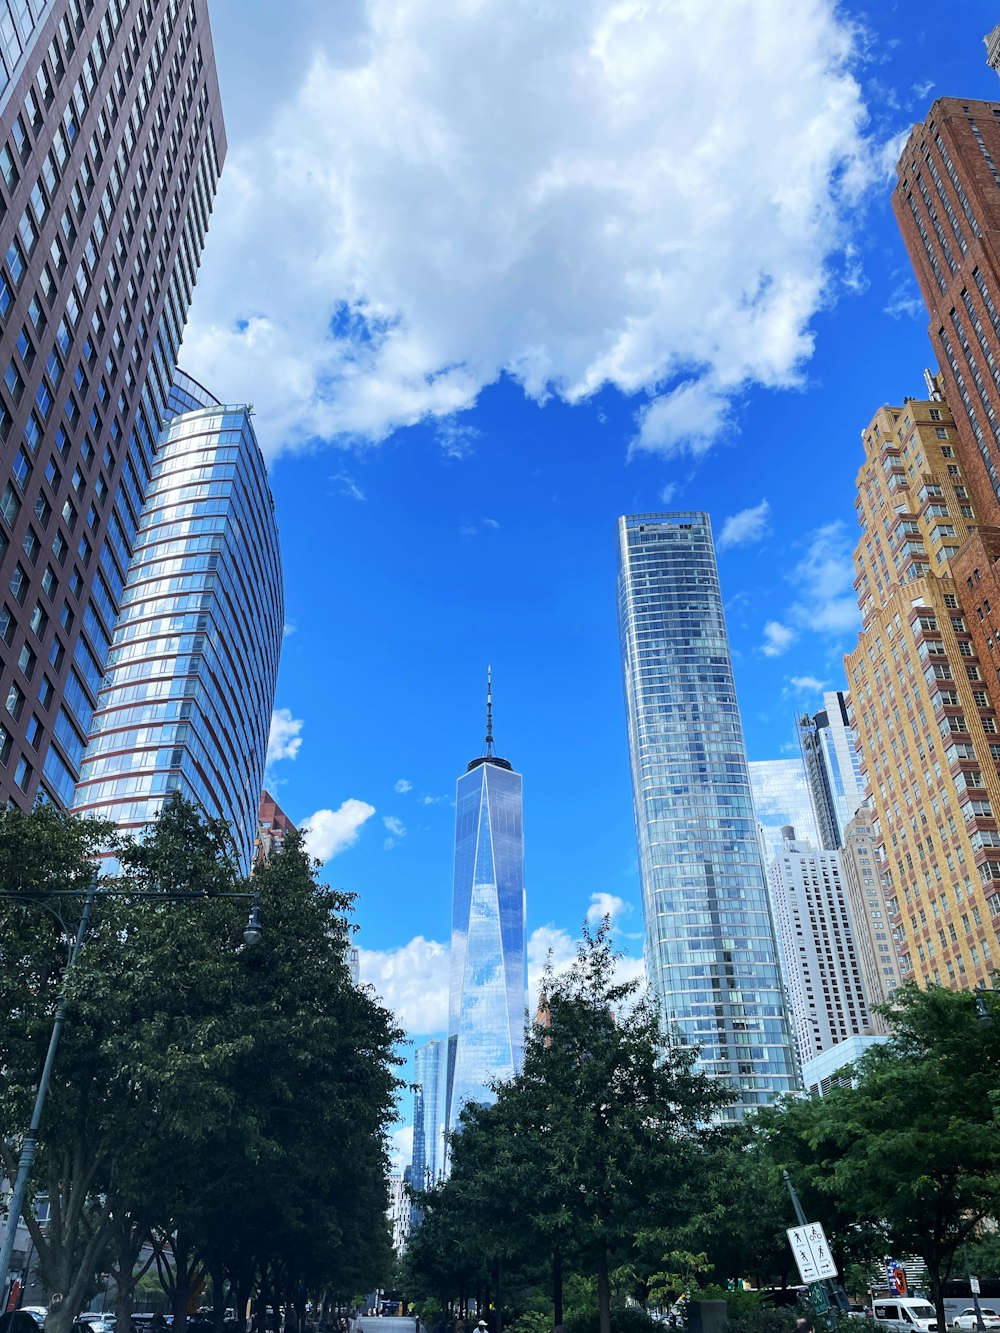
[617,512,799,1114]
[839,808,902,1031]
[71,376,282,872]
[0,0,226,808]
[767,826,872,1070]
[410,1037,445,1225]
[748,757,820,868]
[444,673,526,1143]
[797,691,865,849]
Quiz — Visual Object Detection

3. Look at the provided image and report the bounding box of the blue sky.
[186,0,998,1140]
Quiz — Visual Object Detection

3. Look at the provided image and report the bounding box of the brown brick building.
[0,0,225,808]
[893,97,1000,524]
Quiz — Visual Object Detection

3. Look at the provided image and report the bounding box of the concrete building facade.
[840,808,903,1030]
[767,826,872,1070]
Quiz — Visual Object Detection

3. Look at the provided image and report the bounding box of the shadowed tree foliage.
[0,797,402,1332]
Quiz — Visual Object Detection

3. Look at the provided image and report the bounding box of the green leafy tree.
[757,984,1000,1333]
[406,923,732,1333]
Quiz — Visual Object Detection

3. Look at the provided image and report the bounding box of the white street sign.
[971,1278,981,1296]
[787,1222,839,1284]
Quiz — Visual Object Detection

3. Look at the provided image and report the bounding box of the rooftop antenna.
[485,665,494,758]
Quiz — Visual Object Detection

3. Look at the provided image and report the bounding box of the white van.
[872,1299,940,1333]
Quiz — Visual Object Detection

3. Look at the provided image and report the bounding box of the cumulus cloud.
[359,935,450,1034]
[718,499,771,551]
[586,892,633,925]
[527,923,645,1010]
[266,707,303,766]
[183,0,872,460]
[762,620,796,657]
[394,779,413,794]
[301,799,376,861]
[789,521,860,635]
[389,1124,414,1170]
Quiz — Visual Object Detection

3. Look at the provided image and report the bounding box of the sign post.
[971,1276,985,1332]
[782,1171,845,1332]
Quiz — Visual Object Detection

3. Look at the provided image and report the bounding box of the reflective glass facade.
[70,386,282,872]
[798,690,865,849]
[617,512,799,1114]
[748,757,820,868]
[411,1037,445,1223]
[445,750,526,1140]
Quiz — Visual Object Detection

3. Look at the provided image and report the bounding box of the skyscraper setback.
[0,0,225,808]
[445,674,526,1144]
[616,512,799,1114]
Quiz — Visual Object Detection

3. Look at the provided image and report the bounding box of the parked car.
[951,1311,1000,1330]
[19,1312,47,1328]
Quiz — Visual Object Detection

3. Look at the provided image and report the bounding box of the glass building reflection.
[70,373,282,873]
[617,513,799,1115]
[445,674,526,1145]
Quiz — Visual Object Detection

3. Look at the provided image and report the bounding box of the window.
[21,527,39,564]
[17,644,35,679]
[13,756,31,791]
[4,361,24,403]
[25,714,42,749]
[9,564,27,605]
[30,601,48,636]
[5,682,24,720]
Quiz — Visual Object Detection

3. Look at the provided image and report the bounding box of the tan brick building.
[845,395,998,989]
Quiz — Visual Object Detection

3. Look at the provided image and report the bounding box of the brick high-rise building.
[893,96,1000,524]
[256,788,296,864]
[0,0,225,808]
[845,395,999,989]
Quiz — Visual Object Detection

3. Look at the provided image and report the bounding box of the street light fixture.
[973,983,1000,1025]
[0,873,262,1308]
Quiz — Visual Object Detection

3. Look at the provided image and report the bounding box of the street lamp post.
[0,874,263,1307]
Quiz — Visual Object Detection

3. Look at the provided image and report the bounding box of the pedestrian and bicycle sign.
[787,1222,839,1284]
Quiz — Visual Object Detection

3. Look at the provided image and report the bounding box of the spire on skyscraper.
[486,665,494,758]
[468,666,512,772]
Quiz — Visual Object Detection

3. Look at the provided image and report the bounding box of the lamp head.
[243,902,263,946]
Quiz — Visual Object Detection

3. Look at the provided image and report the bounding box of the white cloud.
[420,793,450,806]
[586,892,633,925]
[330,471,366,500]
[718,499,770,551]
[301,799,376,861]
[359,935,450,1035]
[183,0,872,460]
[788,674,828,693]
[659,482,679,506]
[382,814,407,849]
[526,923,645,1012]
[789,521,860,635]
[266,707,303,766]
[394,779,413,794]
[762,620,796,657]
[389,1124,414,1170]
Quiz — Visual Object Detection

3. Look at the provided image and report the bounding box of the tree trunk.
[596,1242,611,1333]
[552,1251,563,1328]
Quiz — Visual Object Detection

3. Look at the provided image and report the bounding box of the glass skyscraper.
[445,676,526,1143]
[748,757,821,869]
[798,690,865,849]
[0,0,226,809]
[617,512,799,1113]
[410,1036,445,1224]
[70,373,282,872]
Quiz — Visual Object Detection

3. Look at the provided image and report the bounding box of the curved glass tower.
[445,674,526,1143]
[617,512,799,1114]
[71,377,282,872]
